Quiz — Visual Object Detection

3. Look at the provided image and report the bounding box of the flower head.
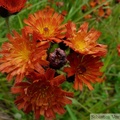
[64,22,107,56]
[0,29,50,82]
[24,7,66,43]
[11,68,73,119]
[0,0,26,17]
[64,52,103,90]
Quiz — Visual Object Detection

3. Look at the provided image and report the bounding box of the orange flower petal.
[24,7,66,43]
[0,0,26,13]
[64,52,104,90]
[0,29,49,82]
[11,69,73,119]
[64,22,107,56]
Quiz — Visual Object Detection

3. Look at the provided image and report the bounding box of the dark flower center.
[44,27,49,32]
[67,75,75,83]
[77,65,86,74]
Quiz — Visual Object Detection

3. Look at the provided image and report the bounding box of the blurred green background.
[0,0,120,120]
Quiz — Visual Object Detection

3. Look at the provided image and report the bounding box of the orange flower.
[24,7,66,43]
[11,68,73,119]
[0,0,26,17]
[117,44,120,56]
[84,14,92,19]
[81,5,87,12]
[0,29,50,83]
[82,0,111,20]
[81,5,92,19]
[103,8,112,18]
[98,7,105,17]
[64,52,103,91]
[89,0,97,7]
[96,0,111,19]
[64,22,107,56]
[56,2,64,7]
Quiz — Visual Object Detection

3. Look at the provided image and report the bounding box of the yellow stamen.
[72,34,87,52]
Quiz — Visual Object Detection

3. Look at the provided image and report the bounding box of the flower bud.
[48,48,67,69]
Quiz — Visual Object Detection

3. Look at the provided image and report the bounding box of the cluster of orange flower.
[0,0,108,120]
[82,0,112,20]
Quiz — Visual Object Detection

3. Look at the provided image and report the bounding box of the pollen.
[18,48,30,62]
[38,24,54,38]
[72,34,87,52]
[77,65,86,74]
[44,27,49,32]
[14,42,31,62]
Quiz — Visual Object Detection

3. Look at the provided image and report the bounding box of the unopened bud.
[48,48,67,69]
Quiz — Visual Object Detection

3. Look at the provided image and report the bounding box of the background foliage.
[0,0,120,120]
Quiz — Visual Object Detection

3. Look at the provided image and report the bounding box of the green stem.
[83,99,120,120]
[5,17,10,33]
[66,105,77,120]
[71,98,92,113]
[101,49,116,73]
[75,0,112,22]
[98,100,120,113]
[17,14,23,29]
